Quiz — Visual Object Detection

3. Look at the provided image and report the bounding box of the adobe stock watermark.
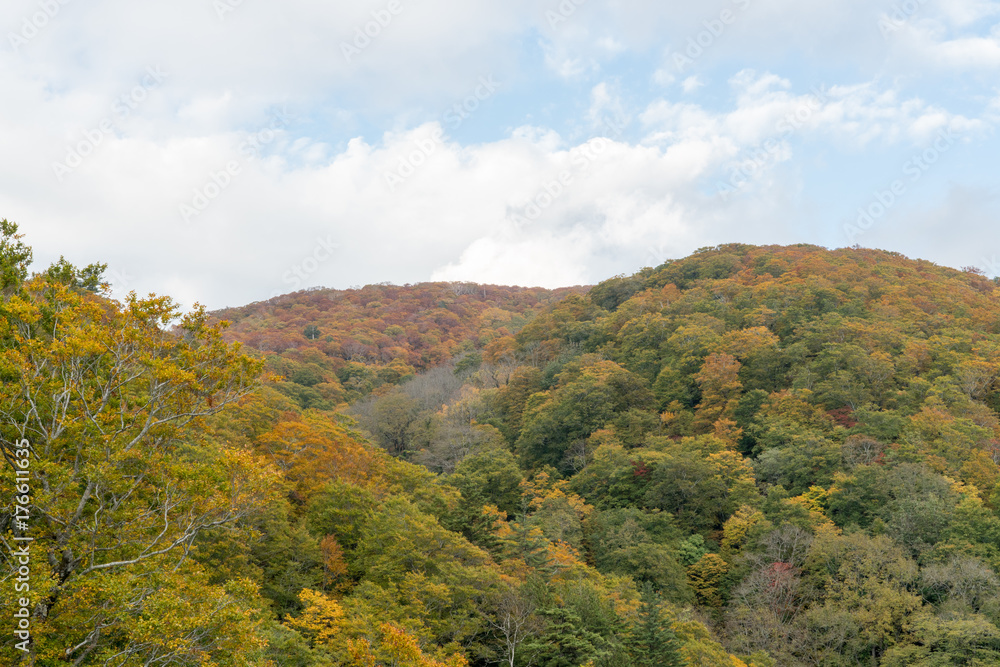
[179,107,293,224]
[843,127,959,244]
[10,438,33,653]
[980,255,1000,277]
[645,242,674,269]
[545,0,587,29]
[51,66,168,183]
[341,0,404,63]
[670,0,752,75]
[878,0,929,39]
[383,75,500,192]
[214,0,246,21]
[508,114,626,231]
[277,235,339,294]
[7,0,72,53]
[716,85,829,200]
[104,268,134,298]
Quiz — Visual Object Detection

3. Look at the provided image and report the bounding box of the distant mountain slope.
[211,282,587,406]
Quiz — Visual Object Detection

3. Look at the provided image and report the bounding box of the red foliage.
[827,407,857,428]
[631,460,651,478]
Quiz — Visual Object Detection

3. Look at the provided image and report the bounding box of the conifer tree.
[627,583,683,667]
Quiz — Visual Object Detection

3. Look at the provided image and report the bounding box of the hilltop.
[211,281,586,407]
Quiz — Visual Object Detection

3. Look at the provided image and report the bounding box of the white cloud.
[681,76,705,94]
[3,60,992,307]
[932,0,1000,27]
[430,72,993,288]
[888,21,1000,69]
[643,73,985,151]
[586,82,629,133]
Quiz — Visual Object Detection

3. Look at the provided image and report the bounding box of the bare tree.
[841,435,884,468]
[562,438,592,474]
[922,555,1000,612]
[487,583,543,667]
[449,281,479,296]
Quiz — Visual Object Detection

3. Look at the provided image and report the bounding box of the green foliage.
[589,274,644,312]
[678,534,711,567]
[446,448,524,549]
[627,583,684,667]
[0,261,272,663]
[454,350,483,375]
[43,255,108,292]
[516,357,655,469]
[522,606,610,667]
[642,438,760,533]
[585,508,692,603]
[0,218,32,290]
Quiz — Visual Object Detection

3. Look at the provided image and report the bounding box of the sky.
[2,0,999,310]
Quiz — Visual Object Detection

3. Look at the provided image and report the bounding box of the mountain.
[6,219,1000,667]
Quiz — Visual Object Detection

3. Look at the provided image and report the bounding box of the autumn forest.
[4,219,1000,666]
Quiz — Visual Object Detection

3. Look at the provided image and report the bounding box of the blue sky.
[2,0,999,308]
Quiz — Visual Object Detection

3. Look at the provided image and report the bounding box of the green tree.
[446,449,523,551]
[627,583,683,667]
[522,606,609,667]
[0,218,32,291]
[803,532,923,663]
[585,508,692,603]
[516,358,655,469]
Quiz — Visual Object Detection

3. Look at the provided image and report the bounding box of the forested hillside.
[4,222,1000,666]
[212,283,584,408]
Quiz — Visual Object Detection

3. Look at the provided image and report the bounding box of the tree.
[687,554,730,608]
[367,391,420,455]
[516,359,655,469]
[586,509,692,601]
[627,583,683,667]
[0,218,32,291]
[486,581,543,667]
[346,623,468,667]
[921,556,1000,613]
[643,440,760,533]
[0,269,273,663]
[588,274,643,312]
[349,496,494,648]
[521,606,608,667]
[446,449,523,549]
[803,532,922,663]
[693,353,743,433]
[880,614,1000,666]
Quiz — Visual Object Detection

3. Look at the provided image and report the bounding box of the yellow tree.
[693,353,743,434]
[347,623,467,667]
[687,554,730,608]
[0,256,273,664]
